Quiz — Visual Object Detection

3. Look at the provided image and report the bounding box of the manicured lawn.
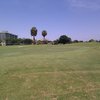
[0,43,100,100]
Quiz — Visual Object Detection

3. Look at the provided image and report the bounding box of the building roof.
[0,31,17,36]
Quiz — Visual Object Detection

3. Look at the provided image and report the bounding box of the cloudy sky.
[0,0,100,40]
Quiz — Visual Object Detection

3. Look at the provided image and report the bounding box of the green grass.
[0,42,100,100]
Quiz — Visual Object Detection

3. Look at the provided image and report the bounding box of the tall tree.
[42,30,47,44]
[58,35,71,44]
[31,27,37,44]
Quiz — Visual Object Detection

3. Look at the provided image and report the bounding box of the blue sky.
[0,0,100,40]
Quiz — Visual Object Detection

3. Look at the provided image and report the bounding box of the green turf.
[0,43,100,100]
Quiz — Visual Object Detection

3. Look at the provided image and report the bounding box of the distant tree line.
[0,26,100,46]
[30,26,100,45]
[5,38,33,45]
[2,36,100,46]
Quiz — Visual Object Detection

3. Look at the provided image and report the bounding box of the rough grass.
[0,42,100,100]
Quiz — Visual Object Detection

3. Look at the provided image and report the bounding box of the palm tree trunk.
[33,36,36,44]
[43,36,45,44]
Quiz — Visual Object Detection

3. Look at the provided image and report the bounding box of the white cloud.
[66,0,100,10]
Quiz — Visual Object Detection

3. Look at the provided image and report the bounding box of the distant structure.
[0,31,18,46]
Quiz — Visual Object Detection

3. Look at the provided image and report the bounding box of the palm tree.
[42,30,47,40]
[42,30,47,44]
[31,27,37,44]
